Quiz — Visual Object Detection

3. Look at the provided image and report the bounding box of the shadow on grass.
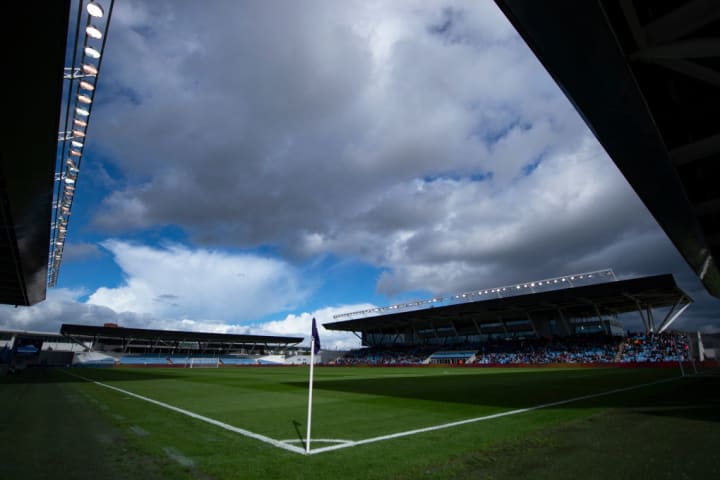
[0,366,179,384]
[286,369,720,422]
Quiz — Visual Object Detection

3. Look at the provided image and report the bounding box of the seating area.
[336,333,691,366]
[335,346,436,365]
[116,354,267,366]
[473,336,619,365]
[117,355,169,366]
[64,333,692,368]
[220,357,259,365]
[429,351,477,364]
[619,332,689,362]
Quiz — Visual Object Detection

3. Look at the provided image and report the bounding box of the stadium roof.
[1,1,71,305]
[494,0,720,298]
[60,324,303,346]
[325,274,692,337]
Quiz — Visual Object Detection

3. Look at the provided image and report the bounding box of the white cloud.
[0,289,366,351]
[256,305,371,351]
[86,241,309,322]
[70,0,719,328]
[0,288,149,333]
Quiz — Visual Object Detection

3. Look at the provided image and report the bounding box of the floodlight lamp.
[77,94,92,104]
[79,80,95,91]
[72,130,86,138]
[84,46,101,59]
[87,2,104,18]
[71,140,84,148]
[86,25,103,39]
[70,149,82,157]
[64,177,75,185]
[75,107,90,117]
[81,63,98,75]
[66,158,77,168]
[74,118,88,128]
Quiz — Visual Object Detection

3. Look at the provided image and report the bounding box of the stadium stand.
[333,332,692,367]
[429,350,478,365]
[619,332,690,363]
[335,346,437,365]
[0,324,699,372]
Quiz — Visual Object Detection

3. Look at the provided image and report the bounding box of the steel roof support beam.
[471,317,483,336]
[631,38,720,61]
[500,317,509,336]
[624,294,651,334]
[658,295,694,333]
[526,312,540,338]
[556,308,572,336]
[643,0,720,45]
[592,304,611,335]
[647,304,656,334]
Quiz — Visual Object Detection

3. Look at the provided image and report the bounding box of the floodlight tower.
[49,1,114,287]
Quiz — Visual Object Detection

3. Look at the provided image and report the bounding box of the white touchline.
[59,370,306,455]
[61,369,680,456]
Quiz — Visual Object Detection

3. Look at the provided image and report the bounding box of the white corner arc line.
[59,370,306,455]
[280,438,353,445]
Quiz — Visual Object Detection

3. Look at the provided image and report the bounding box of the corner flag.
[306,317,321,453]
[311,317,321,354]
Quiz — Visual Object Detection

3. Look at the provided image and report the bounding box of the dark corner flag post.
[305,317,321,454]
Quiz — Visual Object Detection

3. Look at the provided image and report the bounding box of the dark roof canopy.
[494,0,720,297]
[60,324,303,346]
[324,274,691,335]
[1,1,70,305]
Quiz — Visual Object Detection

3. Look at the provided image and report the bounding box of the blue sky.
[1,0,718,348]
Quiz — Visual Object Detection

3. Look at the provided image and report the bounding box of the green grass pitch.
[2,365,719,479]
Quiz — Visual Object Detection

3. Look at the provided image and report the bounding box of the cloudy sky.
[2,0,718,348]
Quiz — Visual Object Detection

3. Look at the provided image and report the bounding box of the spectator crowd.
[334,332,690,366]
